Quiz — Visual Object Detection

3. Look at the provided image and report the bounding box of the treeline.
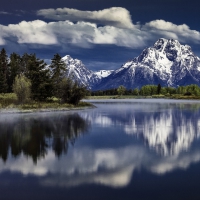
[91,84,200,97]
[0,48,88,104]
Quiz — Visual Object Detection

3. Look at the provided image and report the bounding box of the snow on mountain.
[95,38,200,90]
[94,70,114,78]
[60,38,200,91]
[62,55,92,86]
[62,55,111,89]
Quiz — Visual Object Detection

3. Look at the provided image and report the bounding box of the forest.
[0,48,88,106]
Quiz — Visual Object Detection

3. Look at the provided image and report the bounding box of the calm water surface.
[1,99,200,200]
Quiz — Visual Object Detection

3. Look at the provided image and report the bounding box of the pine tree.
[49,53,66,97]
[157,83,161,95]
[68,81,88,105]
[59,78,88,105]
[0,48,9,93]
[21,53,31,75]
[24,54,53,101]
[7,52,22,92]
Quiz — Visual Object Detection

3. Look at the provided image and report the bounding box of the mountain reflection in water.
[0,112,90,163]
[82,101,200,156]
[1,100,200,194]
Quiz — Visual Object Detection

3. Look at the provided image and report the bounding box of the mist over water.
[1,99,200,200]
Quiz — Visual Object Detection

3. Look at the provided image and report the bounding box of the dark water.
[1,99,200,200]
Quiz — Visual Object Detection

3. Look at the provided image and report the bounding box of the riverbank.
[87,94,200,100]
[0,100,94,114]
[0,106,94,114]
[1,93,200,114]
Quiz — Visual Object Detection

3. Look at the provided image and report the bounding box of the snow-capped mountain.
[95,38,200,90]
[62,55,113,89]
[61,38,200,90]
[94,70,114,78]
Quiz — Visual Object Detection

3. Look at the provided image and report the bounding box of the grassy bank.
[87,95,143,99]
[0,93,92,111]
[1,93,200,112]
[87,94,200,100]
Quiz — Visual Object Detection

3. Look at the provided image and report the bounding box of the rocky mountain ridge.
[62,38,200,90]
[61,55,113,89]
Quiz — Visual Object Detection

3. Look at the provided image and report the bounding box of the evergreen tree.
[157,84,161,95]
[24,54,53,101]
[7,52,22,92]
[68,81,88,105]
[59,78,88,105]
[0,48,9,93]
[59,78,73,102]
[21,53,31,75]
[49,53,66,97]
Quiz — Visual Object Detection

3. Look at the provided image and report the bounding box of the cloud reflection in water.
[1,100,200,189]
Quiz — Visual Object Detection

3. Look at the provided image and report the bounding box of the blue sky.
[0,0,200,71]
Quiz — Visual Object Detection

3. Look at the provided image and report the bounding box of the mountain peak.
[62,55,72,61]
[61,55,112,89]
[94,38,200,90]
[153,38,168,50]
[58,39,200,91]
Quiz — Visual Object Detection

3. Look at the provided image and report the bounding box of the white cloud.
[0,37,5,45]
[0,15,199,52]
[37,7,134,29]
[92,25,147,47]
[36,7,200,47]
[3,20,58,45]
[0,19,146,48]
[0,25,6,45]
[143,19,200,44]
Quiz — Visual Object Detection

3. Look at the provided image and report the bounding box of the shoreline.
[86,98,200,102]
[0,105,96,114]
[1,97,200,114]
[87,95,200,100]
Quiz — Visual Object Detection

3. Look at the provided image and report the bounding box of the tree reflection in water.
[0,113,90,163]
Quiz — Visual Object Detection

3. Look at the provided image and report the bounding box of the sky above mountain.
[0,0,200,71]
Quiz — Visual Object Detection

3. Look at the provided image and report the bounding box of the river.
[1,99,200,200]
